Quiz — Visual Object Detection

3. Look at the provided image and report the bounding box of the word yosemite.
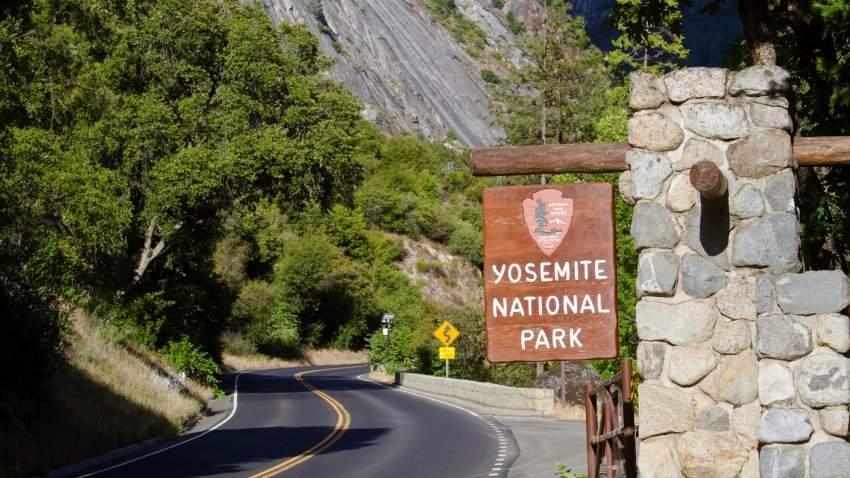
[492,259,609,284]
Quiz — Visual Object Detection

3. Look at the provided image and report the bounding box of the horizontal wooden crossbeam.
[470,136,850,176]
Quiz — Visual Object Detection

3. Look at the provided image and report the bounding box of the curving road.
[77,365,516,477]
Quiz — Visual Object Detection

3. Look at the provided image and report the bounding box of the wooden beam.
[470,136,850,176]
[470,142,631,176]
[794,136,850,166]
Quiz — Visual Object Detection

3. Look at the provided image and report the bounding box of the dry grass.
[222,348,367,371]
[69,311,212,424]
[0,310,213,477]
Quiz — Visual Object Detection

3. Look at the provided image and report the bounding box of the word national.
[492,293,610,318]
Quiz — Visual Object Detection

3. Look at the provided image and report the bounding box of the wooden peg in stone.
[689,161,728,200]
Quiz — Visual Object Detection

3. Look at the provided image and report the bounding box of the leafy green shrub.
[164,336,221,390]
[447,222,484,267]
[367,325,417,373]
[506,11,525,35]
[220,330,258,356]
[332,319,367,350]
[231,280,280,326]
[212,235,251,291]
[250,306,301,358]
[492,0,505,8]
[480,69,501,84]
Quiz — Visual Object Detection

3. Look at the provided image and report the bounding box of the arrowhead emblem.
[521,189,573,256]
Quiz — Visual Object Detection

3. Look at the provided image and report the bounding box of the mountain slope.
[260,0,506,147]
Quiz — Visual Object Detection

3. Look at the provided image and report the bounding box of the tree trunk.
[119,218,177,296]
[738,0,777,65]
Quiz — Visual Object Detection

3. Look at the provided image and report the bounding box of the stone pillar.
[626,67,850,477]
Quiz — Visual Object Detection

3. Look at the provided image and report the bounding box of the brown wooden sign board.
[483,183,618,363]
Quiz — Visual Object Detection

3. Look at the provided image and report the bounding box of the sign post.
[434,321,459,378]
[483,184,618,363]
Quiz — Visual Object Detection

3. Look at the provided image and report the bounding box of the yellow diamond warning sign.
[434,321,459,346]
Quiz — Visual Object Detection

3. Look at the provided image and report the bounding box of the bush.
[480,69,500,84]
[163,336,221,390]
[447,222,484,267]
[492,0,504,8]
[250,306,301,358]
[231,280,280,326]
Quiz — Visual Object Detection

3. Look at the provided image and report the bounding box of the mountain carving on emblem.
[521,189,573,256]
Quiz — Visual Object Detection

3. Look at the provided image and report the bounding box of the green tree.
[608,0,689,74]
[493,1,609,146]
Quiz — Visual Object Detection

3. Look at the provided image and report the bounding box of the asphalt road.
[76,365,515,478]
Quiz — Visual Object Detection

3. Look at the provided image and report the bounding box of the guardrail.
[395,372,555,416]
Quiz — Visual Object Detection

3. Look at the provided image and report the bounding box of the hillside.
[257,0,741,148]
[260,0,507,147]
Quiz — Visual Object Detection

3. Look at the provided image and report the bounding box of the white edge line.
[78,369,253,477]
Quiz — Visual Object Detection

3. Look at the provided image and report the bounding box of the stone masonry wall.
[625,66,850,477]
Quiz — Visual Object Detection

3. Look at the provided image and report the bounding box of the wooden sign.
[483,183,618,363]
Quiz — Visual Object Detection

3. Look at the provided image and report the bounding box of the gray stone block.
[681,102,749,140]
[618,170,636,205]
[696,405,731,431]
[681,254,727,298]
[638,383,695,438]
[637,250,679,297]
[755,408,813,443]
[729,65,791,96]
[676,431,748,478]
[775,270,850,314]
[759,361,795,406]
[677,138,724,171]
[637,299,717,345]
[730,183,766,219]
[727,130,795,178]
[666,172,697,212]
[684,207,730,270]
[664,68,728,102]
[716,277,757,320]
[700,350,759,405]
[629,113,685,152]
[629,71,666,110]
[713,320,752,354]
[760,444,806,478]
[810,441,850,478]
[821,407,850,437]
[799,353,850,408]
[627,150,673,200]
[756,314,813,360]
[817,313,850,353]
[631,201,680,250]
[638,438,681,478]
[637,341,667,380]
[765,169,796,213]
[751,102,793,131]
[669,345,718,386]
[757,275,775,313]
[732,214,801,273]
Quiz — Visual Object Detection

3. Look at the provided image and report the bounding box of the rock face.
[527,361,602,410]
[261,0,505,147]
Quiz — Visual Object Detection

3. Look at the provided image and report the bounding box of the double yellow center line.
[249,366,357,477]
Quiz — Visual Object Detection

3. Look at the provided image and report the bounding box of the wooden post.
[689,160,728,199]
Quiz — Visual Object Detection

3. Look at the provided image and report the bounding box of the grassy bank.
[0,311,213,477]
